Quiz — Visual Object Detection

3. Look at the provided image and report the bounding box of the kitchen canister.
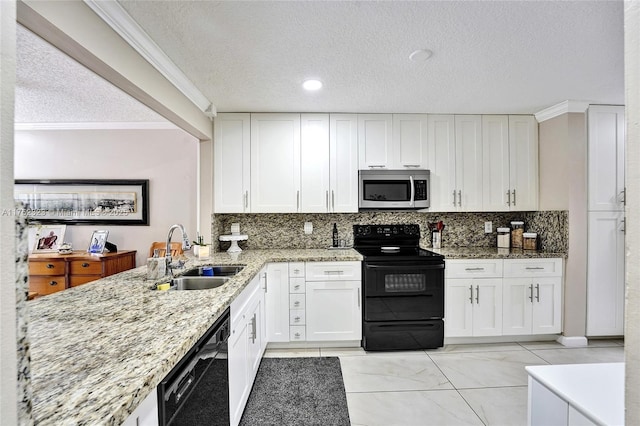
[147,257,166,280]
[497,227,511,248]
[523,232,538,250]
[511,221,525,248]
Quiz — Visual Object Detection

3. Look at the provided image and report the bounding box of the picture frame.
[88,230,109,254]
[32,224,67,253]
[14,179,149,225]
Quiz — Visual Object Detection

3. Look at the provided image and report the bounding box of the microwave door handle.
[409,176,415,207]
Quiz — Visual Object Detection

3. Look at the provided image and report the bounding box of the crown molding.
[14,122,180,131]
[534,100,590,123]
[83,0,215,115]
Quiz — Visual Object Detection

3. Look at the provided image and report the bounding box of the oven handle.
[365,263,445,270]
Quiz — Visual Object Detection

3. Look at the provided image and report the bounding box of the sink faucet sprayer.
[166,224,192,274]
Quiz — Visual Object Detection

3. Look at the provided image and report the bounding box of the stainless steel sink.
[181,265,245,277]
[171,276,230,290]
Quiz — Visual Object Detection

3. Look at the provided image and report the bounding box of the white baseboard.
[557,336,589,347]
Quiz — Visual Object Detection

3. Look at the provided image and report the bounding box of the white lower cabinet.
[123,389,158,426]
[265,262,290,342]
[306,281,362,341]
[229,272,266,426]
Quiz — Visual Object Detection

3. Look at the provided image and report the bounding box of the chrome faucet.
[165,224,192,274]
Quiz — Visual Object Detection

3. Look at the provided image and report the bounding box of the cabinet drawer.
[29,275,65,295]
[290,326,306,341]
[289,262,305,278]
[446,259,503,278]
[69,275,101,287]
[305,261,361,281]
[289,278,306,294]
[289,294,305,310]
[29,260,65,276]
[503,258,563,277]
[289,310,306,325]
[70,260,103,275]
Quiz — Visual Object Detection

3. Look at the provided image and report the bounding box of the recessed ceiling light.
[303,79,323,91]
[409,49,433,62]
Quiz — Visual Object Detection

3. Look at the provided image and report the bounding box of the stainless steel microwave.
[358,169,430,210]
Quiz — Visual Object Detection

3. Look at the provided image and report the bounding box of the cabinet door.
[588,105,625,211]
[531,277,562,334]
[306,281,361,341]
[228,314,249,426]
[392,114,428,169]
[300,114,330,212]
[358,114,393,169]
[265,263,290,342]
[502,278,533,335]
[250,113,301,212]
[122,390,158,426]
[214,113,251,213]
[445,278,474,337]
[427,114,457,212]
[473,279,503,336]
[587,211,625,336]
[246,290,264,382]
[455,115,483,211]
[482,115,510,211]
[330,114,359,212]
[509,115,539,211]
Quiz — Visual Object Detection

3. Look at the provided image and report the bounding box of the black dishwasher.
[158,308,230,426]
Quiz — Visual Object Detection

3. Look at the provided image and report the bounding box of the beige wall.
[539,114,570,210]
[14,128,199,266]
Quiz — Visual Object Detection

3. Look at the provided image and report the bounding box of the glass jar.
[497,227,511,248]
[523,232,537,250]
[511,221,525,248]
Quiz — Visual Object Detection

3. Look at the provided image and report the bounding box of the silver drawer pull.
[294,333,301,338]
[294,301,300,307]
[525,267,545,270]
[293,285,300,290]
[465,267,485,271]
[324,270,344,275]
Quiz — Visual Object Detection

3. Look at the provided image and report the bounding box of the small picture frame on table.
[88,230,109,254]
[32,224,66,253]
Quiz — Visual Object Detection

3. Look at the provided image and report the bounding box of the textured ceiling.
[117,0,624,114]
[15,25,166,124]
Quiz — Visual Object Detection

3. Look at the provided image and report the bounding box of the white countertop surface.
[526,362,624,426]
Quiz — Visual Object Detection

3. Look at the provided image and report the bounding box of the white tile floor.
[263,339,624,426]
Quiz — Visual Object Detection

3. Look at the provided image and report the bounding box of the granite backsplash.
[212,211,567,254]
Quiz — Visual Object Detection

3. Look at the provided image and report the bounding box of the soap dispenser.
[332,223,339,247]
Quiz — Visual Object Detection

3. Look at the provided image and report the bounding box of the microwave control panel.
[415,180,428,200]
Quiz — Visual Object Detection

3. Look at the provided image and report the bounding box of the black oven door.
[363,261,444,321]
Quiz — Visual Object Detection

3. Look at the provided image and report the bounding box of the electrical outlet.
[304,222,313,234]
[484,221,492,233]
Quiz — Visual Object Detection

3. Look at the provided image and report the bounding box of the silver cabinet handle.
[469,285,473,304]
[506,190,511,206]
[331,190,335,211]
[404,164,421,168]
[620,219,626,233]
[293,269,301,274]
[294,301,300,307]
[535,284,540,302]
[465,267,485,271]
[368,165,386,168]
[294,316,301,322]
[296,190,300,212]
[458,190,462,207]
[619,188,626,205]
[525,267,545,270]
[244,190,248,209]
[294,284,300,290]
[357,288,361,308]
[294,332,301,338]
[324,270,344,275]
[262,272,268,292]
[512,189,516,206]
[529,284,533,302]
[453,190,457,207]
[475,285,480,303]
[326,191,329,211]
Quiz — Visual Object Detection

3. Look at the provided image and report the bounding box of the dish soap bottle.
[332,223,339,247]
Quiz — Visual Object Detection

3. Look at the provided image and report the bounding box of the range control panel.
[353,224,420,239]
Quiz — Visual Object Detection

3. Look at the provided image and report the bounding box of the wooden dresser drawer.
[70,260,103,275]
[29,275,65,295]
[29,260,65,276]
[69,275,102,287]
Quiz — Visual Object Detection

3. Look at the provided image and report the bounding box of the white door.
[587,211,625,336]
[214,113,251,213]
[445,278,474,337]
[427,115,456,212]
[531,277,562,334]
[358,114,393,169]
[392,114,428,169]
[472,279,503,336]
[482,115,510,211]
[330,114,359,212]
[502,278,533,335]
[306,281,361,341]
[265,263,290,342]
[250,113,301,212]
[455,115,483,211]
[588,105,625,211]
[509,115,539,211]
[300,114,330,212]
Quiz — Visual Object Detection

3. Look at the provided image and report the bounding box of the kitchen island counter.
[28,248,361,425]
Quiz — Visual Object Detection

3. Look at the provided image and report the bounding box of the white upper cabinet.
[482,115,538,211]
[330,114,359,212]
[214,113,251,213]
[392,114,428,169]
[588,105,625,211]
[427,115,457,211]
[454,115,483,211]
[358,114,393,169]
[300,114,330,212]
[250,113,301,212]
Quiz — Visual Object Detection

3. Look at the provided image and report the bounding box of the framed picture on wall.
[88,230,109,254]
[14,179,149,225]
[32,224,66,253]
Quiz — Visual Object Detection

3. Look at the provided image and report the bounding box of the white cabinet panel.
[503,273,562,335]
[508,115,539,211]
[330,114,359,212]
[250,113,301,212]
[445,259,503,278]
[300,114,330,212]
[392,114,428,169]
[265,263,290,342]
[214,113,251,213]
[503,258,563,277]
[358,114,393,169]
[305,261,361,281]
[502,277,533,335]
[445,279,474,337]
[482,115,510,211]
[455,115,483,211]
[587,211,625,336]
[123,390,158,426]
[427,115,457,211]
[445,277,502,337]
[532,277,563,335]
[306,281,362,341]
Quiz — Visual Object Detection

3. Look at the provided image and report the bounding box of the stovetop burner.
[353,224,444,261]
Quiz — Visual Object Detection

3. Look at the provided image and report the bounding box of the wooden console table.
[28,250,136,296]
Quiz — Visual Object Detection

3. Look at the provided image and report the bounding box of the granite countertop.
[427,246,567,259]
[28,248,362,425]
